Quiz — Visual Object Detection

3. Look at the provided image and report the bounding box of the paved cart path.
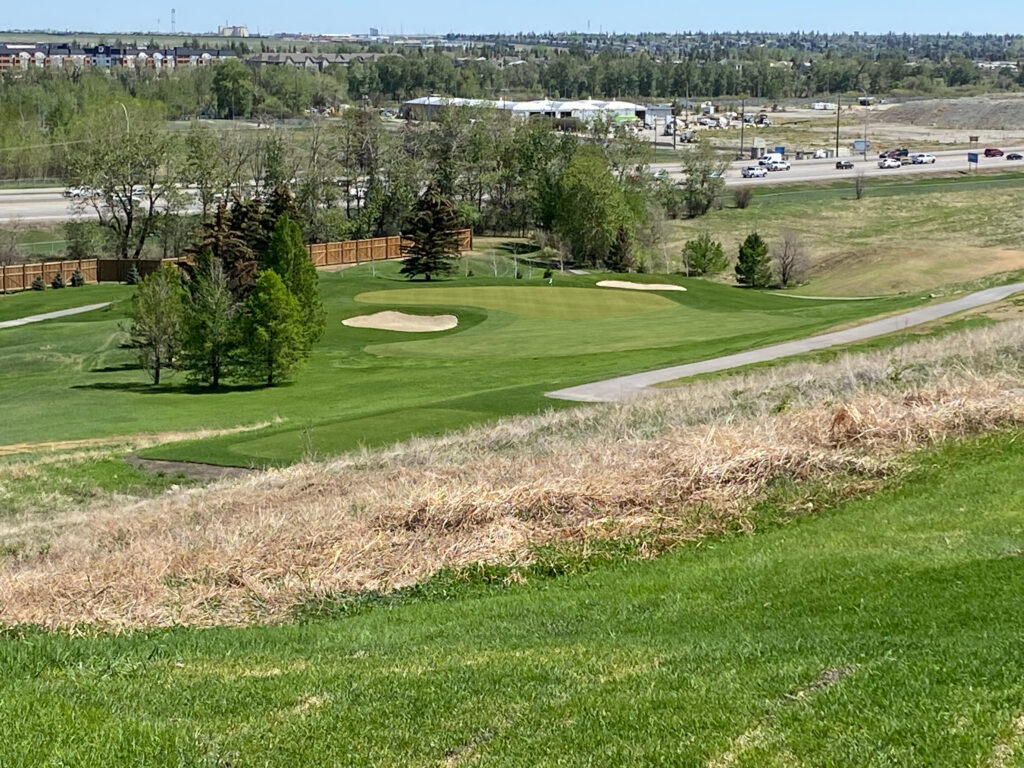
[546,283,1024,403]
[0,302,111,330]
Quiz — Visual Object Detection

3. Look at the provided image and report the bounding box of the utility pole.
[834,95,841,159]
[739,98,745,160]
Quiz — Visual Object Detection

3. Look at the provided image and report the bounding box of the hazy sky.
[3,0,1020,36]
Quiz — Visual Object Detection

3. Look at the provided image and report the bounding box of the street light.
[116,101,130,137]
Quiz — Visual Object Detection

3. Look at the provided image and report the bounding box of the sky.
[2,0,1020,37]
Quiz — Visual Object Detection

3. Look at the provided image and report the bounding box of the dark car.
[1007,153,1023,161]
[835,160,854,169]
[984,148,1004,157]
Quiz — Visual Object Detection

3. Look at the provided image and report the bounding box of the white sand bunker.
[343,310,458,332]
[597,280,687,292]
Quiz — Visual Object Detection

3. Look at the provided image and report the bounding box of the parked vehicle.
[767,160,791,171]
[877,157,902,169]
[741,166,768,178]
[835,160,854,170]
[813,149,828,159]
[1007,153,1023,161]
[911,153,936,164]
[984,148,1004,157]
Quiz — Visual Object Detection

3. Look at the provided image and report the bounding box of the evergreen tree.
[681,232,728,276]
[262,215,326,348]
[128,264,186,385]
[735,232,772,288]
[180,256,237,388]
[400,185,461,281]
[238,270,306,387]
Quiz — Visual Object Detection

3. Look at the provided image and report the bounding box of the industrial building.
[399,96,646,123]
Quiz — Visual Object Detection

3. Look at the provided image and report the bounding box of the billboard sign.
[853,139,870,152]
[968,152,979,164]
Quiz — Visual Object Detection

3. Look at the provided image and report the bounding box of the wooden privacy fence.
[1,230,474,293]
[0,257,188,294]
[308,229,474,268]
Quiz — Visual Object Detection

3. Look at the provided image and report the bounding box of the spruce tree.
[735,232,772,288]
[262,215,326,348]
[400,185,461,281]
[238,270,306,387]
[180,256,237,388]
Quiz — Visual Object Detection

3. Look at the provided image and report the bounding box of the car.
[879,148,909,160]
[877,157,902,169]
[741,166,768,178]
[767,160,791,171]
[1006,153,1022,161]
[63,187,96,201]
[912,153,936,164]
[984,148,1004,157]
[835,160,854,170]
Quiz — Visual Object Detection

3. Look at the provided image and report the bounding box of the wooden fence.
[1,230,474,293]
[308,229,474,268]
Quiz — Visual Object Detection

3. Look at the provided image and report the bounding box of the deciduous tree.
[128,263,185,384]
[238,270,306,387]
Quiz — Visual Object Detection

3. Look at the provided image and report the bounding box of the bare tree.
[774,231,810,287]
[0,222,25,266]
[854,172,866,200]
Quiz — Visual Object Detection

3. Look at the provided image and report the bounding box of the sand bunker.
[597,280,687,292]
[343,310,458,332]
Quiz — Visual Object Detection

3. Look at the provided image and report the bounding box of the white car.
[767,160,791,171]
[63,186,96,201]
[912,153,936,164]
[741,166,768,178]
[877,157,902,169]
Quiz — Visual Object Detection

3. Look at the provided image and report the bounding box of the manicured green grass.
[0,264,917,466]
[0,284,127,323]
[3,432,1023,765]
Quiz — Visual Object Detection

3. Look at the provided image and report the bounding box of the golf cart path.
[0,302,111,329]
[546,282,1024,403]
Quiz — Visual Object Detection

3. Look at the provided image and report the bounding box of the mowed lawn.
[0,263,916,466]
[3,432,1023,766]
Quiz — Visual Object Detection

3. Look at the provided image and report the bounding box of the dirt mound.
[884,96,1024,130]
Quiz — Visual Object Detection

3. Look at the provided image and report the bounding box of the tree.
[213,59,254,118]
[774,231,810,288]
[735,232,772,288]
[180,257,237,388]
[64,105,181,259]
[551,146,633,267]
[680,137,727,217]
[262,215,326,347]
[238,270,306,387]
[681,232,728,276]
[400,185,461,281]
[128,264,185,385]
[184,124,228,220]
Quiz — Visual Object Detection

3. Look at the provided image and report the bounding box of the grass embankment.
[0,260,913,466]
[2,427,1023,765]
[669,172,1024,296]
[5,319,1024,629]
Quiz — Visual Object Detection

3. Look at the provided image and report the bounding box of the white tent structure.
[399,95,645,123]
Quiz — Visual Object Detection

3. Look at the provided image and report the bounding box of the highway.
[2,147,1023,223]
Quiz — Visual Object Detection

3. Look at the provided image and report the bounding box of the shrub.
[681,232,728,276]
[733,187,753,209]
[542,268,553,279]
[70,269,86,287]
[125,264,142,286]
[51,272,66,289]
[30,274,45,291]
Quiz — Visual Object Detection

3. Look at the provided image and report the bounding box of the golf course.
[0,256,919,466]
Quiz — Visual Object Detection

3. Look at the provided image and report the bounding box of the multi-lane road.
[2,146,1023,223]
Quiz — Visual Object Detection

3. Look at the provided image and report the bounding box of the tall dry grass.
[3,321,1024,630]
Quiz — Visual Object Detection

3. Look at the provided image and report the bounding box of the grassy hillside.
[0,260,913,466]
[3,430,1023,766]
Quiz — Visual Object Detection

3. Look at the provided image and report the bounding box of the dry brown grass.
[4,321,1024,631]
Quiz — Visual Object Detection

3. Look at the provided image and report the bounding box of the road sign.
[853,139,870,152]
[968,152,979,164]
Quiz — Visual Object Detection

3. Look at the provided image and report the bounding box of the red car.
[984,148,1004,157]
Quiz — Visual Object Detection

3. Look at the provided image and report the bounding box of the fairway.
[356,285,677,319]
[0,262,917,466]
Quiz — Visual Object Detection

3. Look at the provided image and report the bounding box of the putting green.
[355,286,676,319]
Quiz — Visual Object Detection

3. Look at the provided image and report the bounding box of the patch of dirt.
[884,96,1024,132]
[342,310,458,332]
[126,455,256,481]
